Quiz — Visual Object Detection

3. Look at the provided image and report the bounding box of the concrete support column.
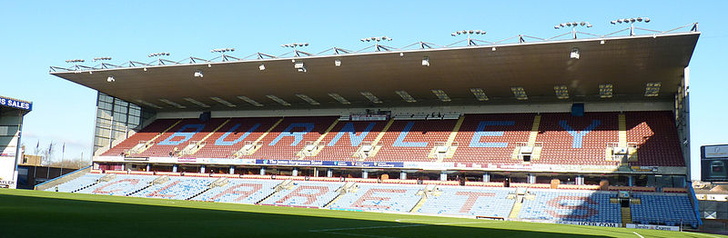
[576,175,585,185]
[628,175,634,186]
[260,167,266,175]
[440,171,447,181]
[146,164,151,172]
[200,165,206,174]
[362,171,369,179]
[327,169,333,177]
[172,164,178,173]
[400,171,407,180]
[483,172,491,183]
[528,173,536,184]
[292,168,298,177]
[229,166,235,175]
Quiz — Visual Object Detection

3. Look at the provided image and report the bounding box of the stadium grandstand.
[0,96,32,189]
[42,21,703,229]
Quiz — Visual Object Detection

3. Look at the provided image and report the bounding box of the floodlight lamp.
[644,18,651,23]
[492,47,497,51]
[570,48,580,59]
[194,70,203,78]
[421,56,430,66]
[610,20,617,24]
[106,76,115,82]
[258,64,266,71]
[294,62,306,72]
[334,59,342,67]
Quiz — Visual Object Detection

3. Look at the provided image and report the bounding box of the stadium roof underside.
[51,32,699,112]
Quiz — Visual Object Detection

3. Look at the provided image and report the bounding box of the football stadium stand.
[46,23,702,230]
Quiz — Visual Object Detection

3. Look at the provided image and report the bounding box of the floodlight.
[334,59,342,67]
[570,48,580,59]
[194,70,204,78]
[611,17,650,36]
[294,62,306,72]
[106,76,115,82]
[421,56,430,66]
[258,64,266,71]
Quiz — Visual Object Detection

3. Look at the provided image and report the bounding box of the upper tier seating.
[518,189,621,223]
[449,114,534,164]
[329,183,422,212]
[136,118,228,157]
[101,112,684,167]
[536,113,620,165]
[417,186,515,217]
[314,121,388,161]
[625,112,684,166]
[238,116,338,160]
[102,119,180,156]
[192,117,281,158]
[631,193,699,227]
[370,120,457,162]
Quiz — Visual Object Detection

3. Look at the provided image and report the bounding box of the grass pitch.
[0,189,722,238]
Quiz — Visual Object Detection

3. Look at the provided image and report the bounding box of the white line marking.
[686,232,721,238]
[632,231,644,238]
[318,231,398,238]
[310,224,427,232]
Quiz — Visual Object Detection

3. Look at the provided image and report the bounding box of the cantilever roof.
[51,32,700,112]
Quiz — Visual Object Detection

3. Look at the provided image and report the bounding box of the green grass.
[0,189,722,238]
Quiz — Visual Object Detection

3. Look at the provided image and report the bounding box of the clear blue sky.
[1,0,726,180]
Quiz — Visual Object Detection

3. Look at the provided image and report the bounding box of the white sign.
[556,221,621,227]
[626,224,680,231]
[705,145,728,158]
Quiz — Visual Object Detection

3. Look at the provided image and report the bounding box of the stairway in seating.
[508,197,524,219]
[618,114,627,147]
[432,116,465,163]
[621,207,632,225]
[357,118,395,161]
[527,115,542,146]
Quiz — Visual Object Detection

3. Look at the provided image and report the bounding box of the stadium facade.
[44,22,705,228]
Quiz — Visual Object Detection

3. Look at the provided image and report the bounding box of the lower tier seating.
[48,173,698,228]
[192,179,281,204]
[259,182,344,207]
[328,183,423,212]
[631,193,699,227]
[517,189,621,223]
[417,187,516,217]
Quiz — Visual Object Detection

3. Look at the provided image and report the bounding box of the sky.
[1,0,726,180]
